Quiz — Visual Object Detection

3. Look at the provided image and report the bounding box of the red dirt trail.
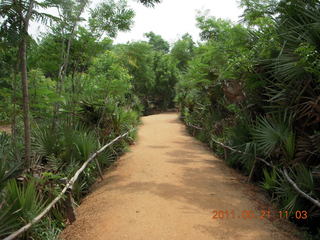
[61,113,300,240]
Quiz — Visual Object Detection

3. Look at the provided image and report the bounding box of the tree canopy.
[0,0,320,238]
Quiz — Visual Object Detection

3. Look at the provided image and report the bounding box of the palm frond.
[252,113,294,160]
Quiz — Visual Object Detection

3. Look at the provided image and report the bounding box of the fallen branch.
[186,122,273,167]
[209,137,274,168]
[283,168,320,208]
[185,121,320,209]
[187,123,203,130]
[3,129,134,240]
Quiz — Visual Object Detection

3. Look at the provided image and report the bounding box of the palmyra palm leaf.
[252,113,294,160]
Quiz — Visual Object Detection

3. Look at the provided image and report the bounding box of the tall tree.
[0,0,55,166]
[144,31,170,53]
[89,0,135,39]
[57,0,88,95]
[51,0,89,129]
[171,33,195,71]
[114,42,155,101]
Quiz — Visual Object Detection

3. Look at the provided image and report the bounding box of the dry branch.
[186,122,273,167]
[209,137,274,167]
[3,130,134,240]
[187,122,320,209]
[283,169,320,208]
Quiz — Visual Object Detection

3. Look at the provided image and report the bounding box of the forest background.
[0,0,320,239]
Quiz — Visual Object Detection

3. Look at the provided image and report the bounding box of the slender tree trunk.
[57,1,86,91]
[19,37,31,167]
[52,0,88,130]
[11,59,19,157]
[71,67,76,95]
[71,67,76,123]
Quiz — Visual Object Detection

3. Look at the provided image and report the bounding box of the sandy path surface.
[61,113,299,240]
[0,125,11,134]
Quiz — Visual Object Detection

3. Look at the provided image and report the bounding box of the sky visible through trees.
[29,0,243,44]
[1,0,320,239]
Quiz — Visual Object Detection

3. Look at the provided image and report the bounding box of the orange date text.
[211,210,308,220]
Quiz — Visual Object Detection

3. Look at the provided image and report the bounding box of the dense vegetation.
[175,0,320,238]
[0,0,319,238]
[0,0,177,238]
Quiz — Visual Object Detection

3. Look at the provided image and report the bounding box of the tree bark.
[11,59,19,156]
[19,36,31,167]
[17,0,34,167]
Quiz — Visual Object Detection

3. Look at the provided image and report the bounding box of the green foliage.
[1,0,320,237]
[261,167,277,191]
[176,2,320,235]
[89,0,135,38]
[0,159,22,190]
[114,39,178,113]
[32,122,100,169]
[0,133,23,188]
[29,69,60,117]
[32,218,62,240]
[171,34,195,71]
[61,125,98,164]
[32,124,61,160]
[31,28,112,79]
[275,165,316,214]
[88,51,133,101]
[138,0,160,7]
[252,114,294,159]
[240,0,278,26]
[0,201,20,238]
[29,35,62,79]
[5,179,45,219]
[69,28,113,73]
[115,42,156,98]
[144,31,170,53]
[0,0,144,237]
[153,53,179,109]
[0,180,46,238]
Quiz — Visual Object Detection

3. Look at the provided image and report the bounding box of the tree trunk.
[52,1,87,130]
[19,37,31,167]
[11,59,19,157]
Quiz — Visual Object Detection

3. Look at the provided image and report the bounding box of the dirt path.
[61,113,299,240]
[0,125,11,134]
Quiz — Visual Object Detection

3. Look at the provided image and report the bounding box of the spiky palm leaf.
[261,167,277,192]
[252,114,294,160]
[275,165,316,213]
[0,201,20,238]
[271,1,320,82]
[0,133,22,190]
[32,124,61,159]
[0,179,46,237]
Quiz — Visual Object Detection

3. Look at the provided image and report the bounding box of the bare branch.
[283,168,320,208]
[186,121,320,209]
[3,129,134,240]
